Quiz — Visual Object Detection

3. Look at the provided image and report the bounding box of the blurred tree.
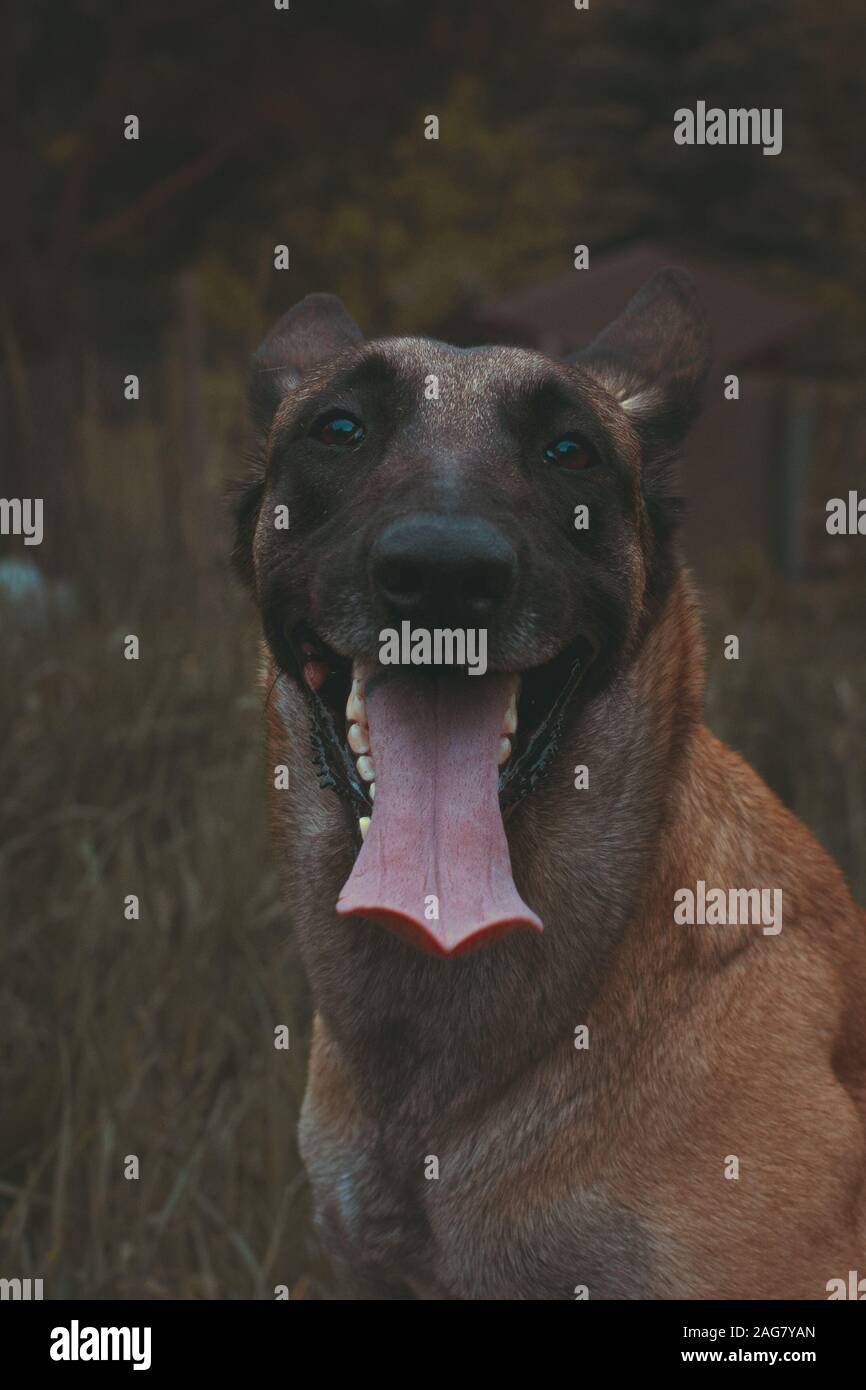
[1,0,543,511]
[200,73,583,341]
[546,0,866,301]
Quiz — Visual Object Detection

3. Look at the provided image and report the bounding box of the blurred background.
[1,0,863,1297]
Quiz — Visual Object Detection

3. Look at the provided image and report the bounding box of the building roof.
[474,242,815,367]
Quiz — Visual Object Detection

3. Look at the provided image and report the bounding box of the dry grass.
[703,553,866,901]
[0,590,321,1298]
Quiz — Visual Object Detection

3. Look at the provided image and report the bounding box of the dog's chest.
[299,1097,439,1289]
[300,1082,658,1300]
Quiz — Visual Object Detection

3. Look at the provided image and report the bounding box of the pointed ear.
[249,292,364,440]
[570,268,711,456]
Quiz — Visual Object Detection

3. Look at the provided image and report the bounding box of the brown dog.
[233,273,866,1299]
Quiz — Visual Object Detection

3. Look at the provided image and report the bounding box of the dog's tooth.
[369,781,376,801]
[358,815,371,841]
[502,692,518,735]
[498,736,512,766]
[356,754,375,782]
[346,678,367,726]
[347,721,370,755]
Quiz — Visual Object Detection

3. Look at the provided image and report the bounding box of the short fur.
[233,277,866,1299]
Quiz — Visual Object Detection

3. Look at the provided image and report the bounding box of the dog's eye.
[543,435,596,471]
[310,412,366,447]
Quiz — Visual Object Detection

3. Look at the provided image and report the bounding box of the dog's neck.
[287,572,705,1116]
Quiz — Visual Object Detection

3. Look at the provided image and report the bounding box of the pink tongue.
[336,672,542,955]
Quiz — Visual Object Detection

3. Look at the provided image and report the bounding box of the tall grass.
[703,553,865,901]
[0,595,323,1297]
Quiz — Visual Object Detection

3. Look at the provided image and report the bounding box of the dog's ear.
[249,293,364,441]
[232,295,362,590]
[570,268,710,458]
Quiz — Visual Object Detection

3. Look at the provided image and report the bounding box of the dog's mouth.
[286,621,591,817]
[279,620,592,955]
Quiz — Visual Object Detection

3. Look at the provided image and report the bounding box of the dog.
[232,272,866,1299]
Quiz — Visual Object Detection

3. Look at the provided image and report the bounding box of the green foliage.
[215,74,584,336]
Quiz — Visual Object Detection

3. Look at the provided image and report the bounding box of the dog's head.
[233,271,709,954]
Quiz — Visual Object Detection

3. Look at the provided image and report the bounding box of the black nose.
[370,513,517,624]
